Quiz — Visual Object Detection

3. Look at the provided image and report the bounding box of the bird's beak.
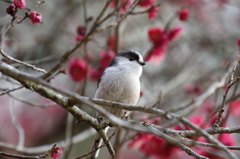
[139,62,146,66]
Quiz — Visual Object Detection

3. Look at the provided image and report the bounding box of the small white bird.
[88,50,145,158]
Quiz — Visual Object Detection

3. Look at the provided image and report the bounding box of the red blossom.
[148,28,163,44]
[50,146,62,159]
[144,45,166,64]
[6,4,16,16]
[168,26,183,41]
[29,11,42,24]
[128,133,180,158]
[75,35,84,42]
[14,0,26,9]
[178,9,189,21]
[148,6,158,20]
[75,26,86,42]
[77,25,86,36]
[197,133,235,159]
[218,133,236,146]
[146,27,183,64]
[128,133,165,156]
[69,58,87,82]
[89,67,104,82]
[189,116,206,129]
[146,28,169,64]
[100,50,115,69]
[228,100,240,116]
[138,0,155,7]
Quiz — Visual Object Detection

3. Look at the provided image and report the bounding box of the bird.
[88,50,145,158]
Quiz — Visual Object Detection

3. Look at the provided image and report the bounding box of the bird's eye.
[129,58,134,61]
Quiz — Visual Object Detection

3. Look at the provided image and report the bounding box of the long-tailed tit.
[88,50,145,158]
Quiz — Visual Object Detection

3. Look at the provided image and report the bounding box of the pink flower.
[128,133,180,158]
[14,0,26,9]
[218,133,236,146]
[77,25,86,36]
[148,28,163,44]
[75,35,84,42]
[178,9,189,21]
[100,50,115,69]
[6,4,16,16]
[197,133,235,159]
[189,116,206,129]
[75,25,86,41]
[144,45,166,64]
[50,146,62,159]
[128,133,165,156]
[29,11,42,24]
[237,39,240,47]
[138,0,155,7]
[69,58,87,82]
[146,27,183,64]
[148,6,158,20]
[168,27,183,41]
[228,101,240,116]
[89,67,104,82]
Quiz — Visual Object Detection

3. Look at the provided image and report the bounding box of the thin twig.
[11,54,59,67]
[0,86,23,96]
[0,49,47,73]
[75,127,118,159]
[213,58,240,129]
[0,144,56,159]
[0,129,95,155]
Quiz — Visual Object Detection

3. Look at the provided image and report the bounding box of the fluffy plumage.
[88,50,145,158]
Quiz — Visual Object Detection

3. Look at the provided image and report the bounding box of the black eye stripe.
[118,50,140,61]
[109,50,144,67]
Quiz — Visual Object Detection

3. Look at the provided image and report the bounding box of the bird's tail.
[88,127,109,159]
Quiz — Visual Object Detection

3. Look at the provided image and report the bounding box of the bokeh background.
[1,0,240,158]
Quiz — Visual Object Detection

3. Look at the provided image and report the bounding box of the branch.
[0,144,56,159]
[168,55,240,114]
[0,129,95,154]
[0,62,219,157]
[0,49,47,74]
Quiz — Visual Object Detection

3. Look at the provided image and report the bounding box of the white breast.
[94,64,142,117]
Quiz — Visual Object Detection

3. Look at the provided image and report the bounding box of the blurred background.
[1,0,240,158]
